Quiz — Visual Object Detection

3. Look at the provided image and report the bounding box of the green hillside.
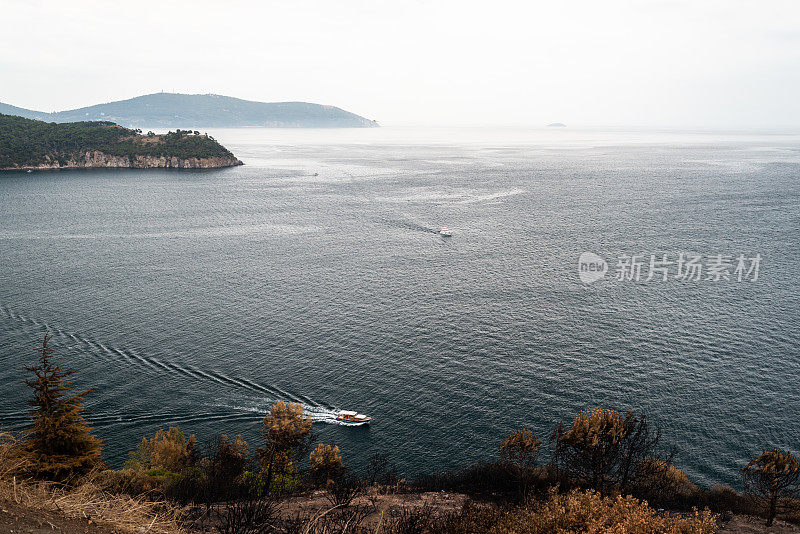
[0,113,238,169]
[0,93,379,128]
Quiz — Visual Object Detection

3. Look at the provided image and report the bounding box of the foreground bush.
[126,426,199,472]
[631,458,699,508]
[491,488,716,534]
[0,471,181,533]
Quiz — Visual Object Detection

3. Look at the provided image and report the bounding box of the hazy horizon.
[3,0,800,129]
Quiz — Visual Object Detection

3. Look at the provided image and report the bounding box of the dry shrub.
[127,426,199,472]
[0,431,31,478]
[0,475,183,533]
[705,484,746,513]
[499,428,541,502]
[388,502,502,534]
[310,443,345,485]
[1,433,182,532]
[207,434,250,482]
[633,458,699,507]
[98,467,168,495]
[492,488,717,534]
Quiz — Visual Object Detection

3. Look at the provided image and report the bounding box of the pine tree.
[743,449,800,526]
[24,334,103,481]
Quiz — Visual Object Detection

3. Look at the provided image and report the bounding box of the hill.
[0,93,379,128]
[0,113,242,170]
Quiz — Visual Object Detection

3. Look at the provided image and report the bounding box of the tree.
[24,334,103,481]
[743,449,800,526]
[256,401,313,496]
[499,428,541,501]
[309,443,344,486]
[551,408,659,494]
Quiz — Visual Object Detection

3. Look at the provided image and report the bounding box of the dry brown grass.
[0,431,184,533]
[492,488,717,533]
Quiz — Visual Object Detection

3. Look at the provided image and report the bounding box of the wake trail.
[0,301,332,422]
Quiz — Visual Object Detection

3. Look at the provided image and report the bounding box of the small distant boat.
[335,410,372,426]
[439,227,452,237]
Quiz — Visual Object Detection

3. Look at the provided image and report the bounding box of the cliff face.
[6,151,243,170]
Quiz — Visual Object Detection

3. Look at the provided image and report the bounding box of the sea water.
[1,126,798,486]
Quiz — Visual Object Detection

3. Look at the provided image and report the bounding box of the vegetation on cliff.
[0,113,240,169]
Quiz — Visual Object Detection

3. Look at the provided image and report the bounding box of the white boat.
[335,410,372,426]
[439,227,452,237]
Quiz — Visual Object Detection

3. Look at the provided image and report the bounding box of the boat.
[335,410,372,425]
[439,227,452,237]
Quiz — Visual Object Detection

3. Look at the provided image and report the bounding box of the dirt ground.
[277,489,470,527]
[0,497,121,533]
[717,514,800,533]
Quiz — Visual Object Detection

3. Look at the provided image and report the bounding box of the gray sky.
[2,0,800,128]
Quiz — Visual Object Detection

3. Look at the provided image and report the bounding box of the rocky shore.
[2,150,243,170]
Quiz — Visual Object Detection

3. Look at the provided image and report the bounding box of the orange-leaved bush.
[491,488,716,533]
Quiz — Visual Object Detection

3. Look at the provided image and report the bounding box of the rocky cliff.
[7,151,243,170]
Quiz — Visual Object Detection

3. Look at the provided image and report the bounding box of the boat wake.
[385,215,451,236]
[217,403,368,426]
[0,302,344,425]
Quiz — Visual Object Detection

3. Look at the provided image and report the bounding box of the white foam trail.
[216,403,360,426]
[0,301,340,423]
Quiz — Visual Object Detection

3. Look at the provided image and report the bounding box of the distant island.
[0,93,379,129]
[0,113,242,170]
[547,122,566,127]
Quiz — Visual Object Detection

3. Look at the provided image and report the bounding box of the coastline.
[0,151,243,171]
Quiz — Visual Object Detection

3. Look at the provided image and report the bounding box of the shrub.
[206,434,250,483]
[632,458,699,508]
[492,488,716,533]
[0,431,30,478]
[743,448,800,526]
[213,493,276,534]
[97,468,165,495]
[413,461,518,500]
[309,443,345,486]
[325,468,364,508]
[126,426,199,473]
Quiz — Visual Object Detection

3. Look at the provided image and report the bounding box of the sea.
[1,126,798,487]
